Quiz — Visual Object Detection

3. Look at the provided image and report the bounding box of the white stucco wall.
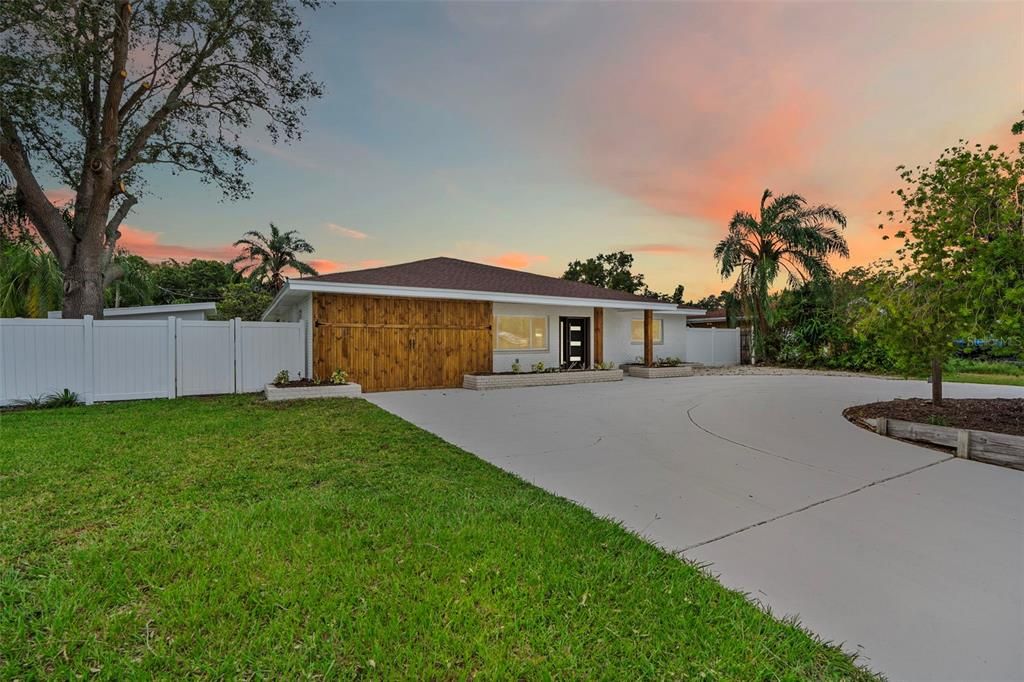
[491,302,596,372]
[602,310,687,366]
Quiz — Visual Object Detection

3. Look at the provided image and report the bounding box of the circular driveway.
[369,374,1024,681]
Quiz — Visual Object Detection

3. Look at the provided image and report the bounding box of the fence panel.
[0,319,88,404]
[686,327,740,365]
[176,319,236,396]
[93,320,174,401]
[237,321,305,392]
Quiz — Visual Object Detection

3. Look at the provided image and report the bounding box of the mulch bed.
[844,398,1024,437]
[273,379,321,388]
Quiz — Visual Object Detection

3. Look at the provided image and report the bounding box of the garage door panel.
[314,293,492,391]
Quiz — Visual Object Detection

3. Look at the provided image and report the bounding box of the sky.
[48,1,1024,298]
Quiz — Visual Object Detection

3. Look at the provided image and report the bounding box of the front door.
[560,317,589,369]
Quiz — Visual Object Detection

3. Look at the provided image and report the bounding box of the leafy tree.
[714,189,849,361]
[0,0,324,318]
[670,284,686,305]
[563,251,647,294]
[868,131,1024,403]
[232,223,317,292]
[215,282,273,321]
[151,258,240,304]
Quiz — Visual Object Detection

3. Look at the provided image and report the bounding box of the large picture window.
[630,319,664,344]
[494,316,548,351]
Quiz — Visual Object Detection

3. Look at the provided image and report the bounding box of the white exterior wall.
[491,302,595,372]
[603,310,688,366]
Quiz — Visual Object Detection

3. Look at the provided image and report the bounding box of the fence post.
[233,317,243,393]
[166,317,177,399]
[875,417,888,436]
[710,328,717,364]
[734,328,741,364]
[175,317,184,397]
[82,315,95,405]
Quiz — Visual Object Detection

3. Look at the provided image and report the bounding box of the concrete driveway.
[367,375,1024,681]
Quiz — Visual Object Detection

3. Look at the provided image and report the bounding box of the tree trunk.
[931,356,943,405]
[62,247,106,319]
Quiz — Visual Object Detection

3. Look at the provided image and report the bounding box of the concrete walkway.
[367,375,1024,681]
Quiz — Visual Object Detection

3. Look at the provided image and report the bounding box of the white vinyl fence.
[0,316,304,406]
[686,327,741,366]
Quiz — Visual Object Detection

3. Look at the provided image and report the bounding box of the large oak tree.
[0,0,323,318]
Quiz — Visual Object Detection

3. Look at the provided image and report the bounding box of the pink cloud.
[44,187,76,206]
[117,225,241,262]
[326,223,368,239]
[484,252,549,270]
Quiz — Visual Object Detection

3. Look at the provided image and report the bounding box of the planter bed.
[463,369,623,390]
[844,399,1024,471]
[265,382,362,401]
[627,365,695,379]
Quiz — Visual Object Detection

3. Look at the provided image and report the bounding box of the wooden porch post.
[643,309,654,367]
[593,307,604,366]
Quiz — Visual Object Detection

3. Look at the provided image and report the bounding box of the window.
[631,319,663,344]
[495,316,548,351]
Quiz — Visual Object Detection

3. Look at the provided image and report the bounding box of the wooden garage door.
[313,293,493,392]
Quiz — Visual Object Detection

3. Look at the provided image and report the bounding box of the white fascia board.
[261,287,305,321]
[282,279,682,312]
[103,302,217,316]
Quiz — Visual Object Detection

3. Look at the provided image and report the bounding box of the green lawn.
[1,396,875,679]
[944,358,1024,387]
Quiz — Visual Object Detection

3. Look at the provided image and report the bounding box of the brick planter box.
[265,383,362,401]
[463,369,623,390]
[627,365,695,379]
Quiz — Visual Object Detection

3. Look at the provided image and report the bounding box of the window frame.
[630,318,664,345]
[493,314,550,352]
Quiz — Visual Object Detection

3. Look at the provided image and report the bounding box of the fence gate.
[176,319,235,395]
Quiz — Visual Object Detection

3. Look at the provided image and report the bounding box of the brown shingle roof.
[303,257,662,304]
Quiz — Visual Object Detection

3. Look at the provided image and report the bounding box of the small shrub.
[531,361,545,373]
[658,356,683,367]
[329,369,349,385]
[511,359,521,374]
[273,370,290,386]
[11,395,46,409]
[595,361,616,370]
[40,389,82,409]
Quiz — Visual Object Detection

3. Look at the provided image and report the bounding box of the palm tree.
[0,235,63,318]
[232,223,319,292]
[714,189,849,361]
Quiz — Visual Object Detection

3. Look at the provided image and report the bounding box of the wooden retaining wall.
[866,417,1024,471]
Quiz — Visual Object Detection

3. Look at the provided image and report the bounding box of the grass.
[1,396,875,679]
[945,358,1024,387]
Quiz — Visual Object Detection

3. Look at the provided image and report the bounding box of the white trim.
[49,301,217,318]
[263,279,688,319]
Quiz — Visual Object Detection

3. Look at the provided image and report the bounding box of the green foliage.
[867,126,1024,390]
[594,361,617,370]
[511,359,522,374]
[215,282,273,321]
[233,223,318,292]
[151,258,241,304]
[563,251,647,294]
[1,0,324,316]
[11,388,82,410]
[329,369,349,385]
[714,189,849,361]
[530,361,546,373]
[657,356,683,367]
[0,232,62,317]
[104,253,156,308]
[272,370,290,386]
[771,269,894,372]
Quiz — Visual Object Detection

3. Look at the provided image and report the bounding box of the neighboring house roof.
[687,308,749,325]
[265,257,704,319]
[48,302,217,319]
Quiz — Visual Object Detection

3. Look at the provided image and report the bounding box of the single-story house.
[48,301,218,321]
[263,257,705,392]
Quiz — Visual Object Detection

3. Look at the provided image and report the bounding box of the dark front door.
[560,317,589,369]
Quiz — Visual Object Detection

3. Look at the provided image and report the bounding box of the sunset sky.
[59,1,1024,297]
